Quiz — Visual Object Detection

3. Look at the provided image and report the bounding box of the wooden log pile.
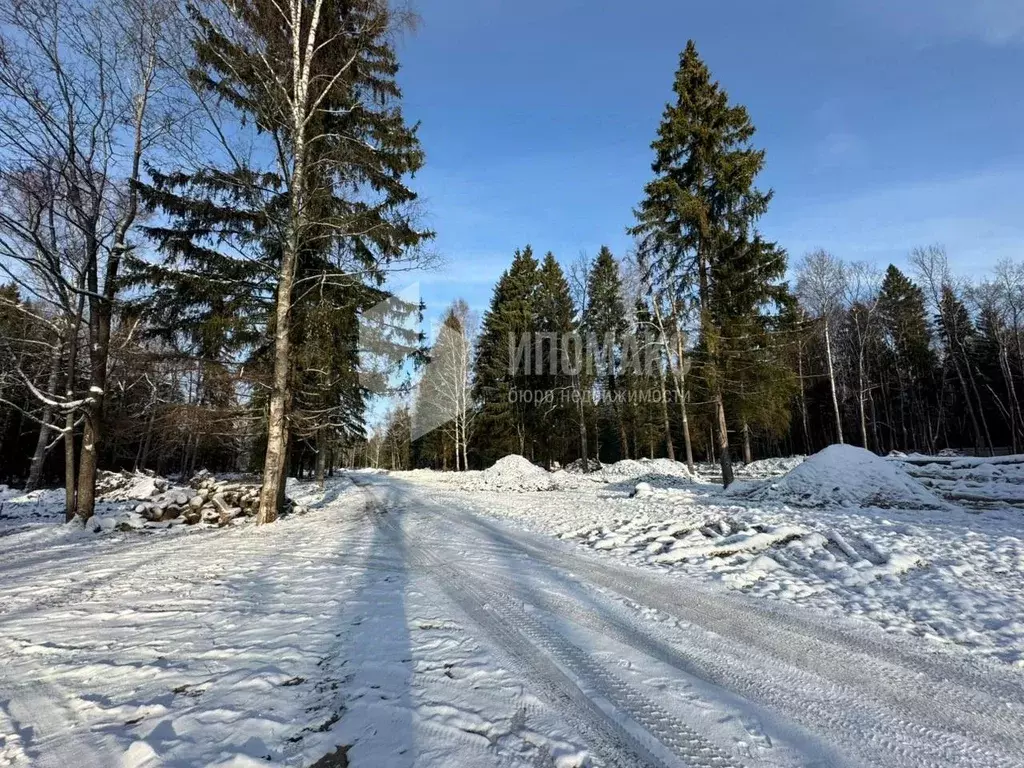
[98,469,308,528]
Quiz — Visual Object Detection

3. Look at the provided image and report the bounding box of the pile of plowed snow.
[393,455,699,492]
[593,457,698,487]
[734,444,947,509]
[469,455,554,492]
[737,456,805,478]
[564,458,602,474]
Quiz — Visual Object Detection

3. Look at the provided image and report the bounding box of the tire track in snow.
[439,490,1024,702]
[359,479,743,768]
[0,677,114,768]
[475,570,1013,768]
[367,475,1024,768]
[428,483,1024,699]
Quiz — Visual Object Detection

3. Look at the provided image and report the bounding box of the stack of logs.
[132,471,307,526]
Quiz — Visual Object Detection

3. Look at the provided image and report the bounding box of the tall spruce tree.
[583,246,628,461]
[631,40,773,486]
[134,0,429,521]
[472,247,540,462]
[534,253,576,466]
[877,265,935,451]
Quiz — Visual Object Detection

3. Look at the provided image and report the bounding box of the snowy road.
[2,473,1023,767]
[362,475,1024,768]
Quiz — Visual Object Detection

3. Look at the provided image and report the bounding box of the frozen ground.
[2,453,1024,767]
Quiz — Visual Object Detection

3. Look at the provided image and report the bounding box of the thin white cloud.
[854,0,1024,46]
[814,131,867,170]
[771,163,1024,274]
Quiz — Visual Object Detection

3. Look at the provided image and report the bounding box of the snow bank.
[736,445,946,509]
[0,486,66,530]
[467,454,699,493]
[472,455,555,492]
[898,455,1024,507]
[392,455,700,492]
[595,459,648,479]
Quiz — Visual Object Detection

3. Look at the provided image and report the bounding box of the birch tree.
[911,245,991,454]
[796,249,846,445]
[137,0,430,522]
[844,261,881,450]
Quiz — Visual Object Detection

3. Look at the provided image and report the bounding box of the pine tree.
[631,40,773,486]
[291,288,365,486]
[534,253,576,466]
[937,285,991,452]
[716,236,795,463]
[583,246,628,461]
[133,0,429,521]
[472,247,540,462]
[877,265,935,451]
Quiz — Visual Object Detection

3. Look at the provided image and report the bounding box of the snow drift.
[737,456,805,478]
[735,444,946,509]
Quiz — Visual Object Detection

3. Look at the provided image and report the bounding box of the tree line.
[369,43,1024,482]
[0,0,428,520]
[1,16,1018,504]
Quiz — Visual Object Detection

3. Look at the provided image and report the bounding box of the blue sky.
[392,0,1024,327]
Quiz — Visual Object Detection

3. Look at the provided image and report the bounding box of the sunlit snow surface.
[2,449,1024,767]
[396,446,1024,666]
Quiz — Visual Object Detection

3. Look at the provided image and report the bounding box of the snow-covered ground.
[3,450,1024,767]
[396,446,1024,666]
[0,478,589,767]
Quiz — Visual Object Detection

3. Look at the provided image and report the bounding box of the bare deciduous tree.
[0,0,178,518]
[796,249,846,445]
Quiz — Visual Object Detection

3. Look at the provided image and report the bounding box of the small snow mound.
[484,454,547,480]
[595,457,699,487]
[737,444,946,509]
[747,554,785,574]
[596,459,648,479]
[643,458,695,477]
[631,481,654,498]
[478,455,554,491]
[738,456,805,478]
[565,458,602,474]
